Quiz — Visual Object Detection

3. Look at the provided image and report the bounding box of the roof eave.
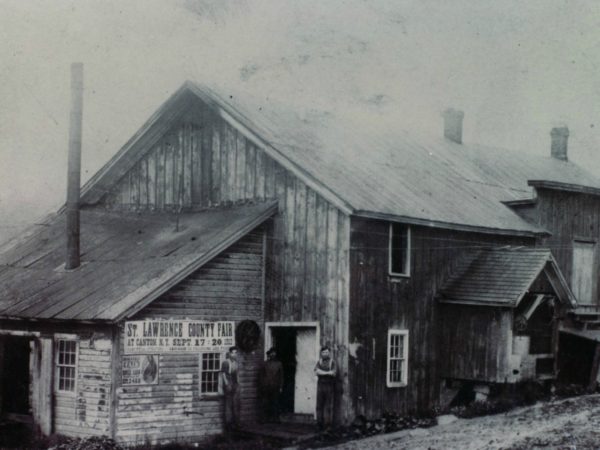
[353,210,550,238]
[529,180,600,197]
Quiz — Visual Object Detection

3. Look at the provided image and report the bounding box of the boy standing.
[314,346,336,431]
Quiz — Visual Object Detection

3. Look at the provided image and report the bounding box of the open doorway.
[0,336,32,420]
[266,323,319,418]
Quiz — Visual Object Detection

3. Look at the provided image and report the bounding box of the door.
[294,329,317,414]
[572,241,596,304]
[1,336,31,417]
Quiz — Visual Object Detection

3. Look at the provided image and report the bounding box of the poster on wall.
[124,320,235,354]
[122,354,159,385]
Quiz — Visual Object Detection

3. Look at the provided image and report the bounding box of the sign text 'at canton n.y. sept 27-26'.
[124,320,235,354]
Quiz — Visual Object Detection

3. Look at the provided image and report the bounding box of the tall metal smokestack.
[65,63,83,270]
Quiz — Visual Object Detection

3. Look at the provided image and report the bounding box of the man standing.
[220,346,241,431]
[259,347,283,423]
[314,346,336,431]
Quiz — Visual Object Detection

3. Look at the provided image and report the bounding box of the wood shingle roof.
[438,247,576,307]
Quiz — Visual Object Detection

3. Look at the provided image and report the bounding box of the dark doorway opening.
[557,333,595,385]
[271,327,297,414]
[1,336,32,417]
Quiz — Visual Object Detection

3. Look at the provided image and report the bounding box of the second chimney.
[443,108,464,144]
[65,63,84,270]
[550,126,569,161]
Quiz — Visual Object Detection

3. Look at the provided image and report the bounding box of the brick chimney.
[550,126,569,161]
[442,108,464,144]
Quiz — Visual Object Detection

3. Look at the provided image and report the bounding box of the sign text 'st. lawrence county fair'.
[124,320,234,354]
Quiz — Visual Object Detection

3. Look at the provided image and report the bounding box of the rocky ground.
[322,394,600,450]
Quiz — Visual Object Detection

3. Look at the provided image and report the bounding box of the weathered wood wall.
[512,189,600,305]
[0,324,114,438]
[115,231,264,444]
[439,305,513,382]
[54,331,113,437]
[348,217,530,417]
[101,103,352,424]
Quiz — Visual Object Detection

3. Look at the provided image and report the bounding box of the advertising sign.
[124,320,235,354]
[122,354,159,385]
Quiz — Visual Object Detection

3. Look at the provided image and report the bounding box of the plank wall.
[100,103,352,424]
[348,218,531,417]
[530,189,600,306]
[54,331,113,437]
[439,305,512,382]
[115,231,264,444]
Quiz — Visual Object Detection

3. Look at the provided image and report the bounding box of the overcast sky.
[2,0,600,240]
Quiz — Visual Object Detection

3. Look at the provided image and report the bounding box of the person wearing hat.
[259,347,284,423]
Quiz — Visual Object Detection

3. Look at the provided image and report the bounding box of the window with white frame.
[389,223,411,277]
[387,329,408,387]
[200,352,223,394]
[56,339,78,392]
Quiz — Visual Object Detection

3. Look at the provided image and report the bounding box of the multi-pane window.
[389,223,411,277]
[56,339,78,392]
[387,329,408,387]
[200,352,222,394]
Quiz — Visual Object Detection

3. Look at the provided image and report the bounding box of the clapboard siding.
[102,104,352,424]
[54,333,113,437]
[348,218,531,417]
[115,231,264,445]
[531,189,600,305]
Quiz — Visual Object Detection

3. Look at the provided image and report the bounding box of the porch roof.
[438,247,576,308]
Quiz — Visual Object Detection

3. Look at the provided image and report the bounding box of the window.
[572,240,596,304]
[389,223,411,277]
[200,352,223,394]
[387,329,408,387]
[56,339,78,392]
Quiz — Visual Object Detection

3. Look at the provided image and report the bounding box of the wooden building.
[1,81,600,443]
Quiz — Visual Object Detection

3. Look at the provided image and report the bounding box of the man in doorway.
[314,345,336,431]
[259,347,284,423]
[220,346,241,431]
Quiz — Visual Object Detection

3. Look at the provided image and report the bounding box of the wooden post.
[588,341,600,391]
[31,337,54,435]
[66,62,83,270]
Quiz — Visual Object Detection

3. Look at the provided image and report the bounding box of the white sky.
[2,0,600,240]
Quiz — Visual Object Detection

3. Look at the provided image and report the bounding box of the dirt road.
[324,394,600,450]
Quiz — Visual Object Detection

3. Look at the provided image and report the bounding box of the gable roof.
[438,247,576,308]
[0,202,276,322]
[80,81,600,237]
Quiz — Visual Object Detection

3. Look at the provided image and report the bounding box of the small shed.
[0,201,276,443]
[438,247,576,384]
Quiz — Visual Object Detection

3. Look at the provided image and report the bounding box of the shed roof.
[438,247,576,307]
[0,202,276,322]
[80,82,600,237]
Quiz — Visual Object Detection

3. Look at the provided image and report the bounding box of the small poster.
[122,354,159,385]
[124,320,235,354]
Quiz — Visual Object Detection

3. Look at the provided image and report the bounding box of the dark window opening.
[389,223,410,276]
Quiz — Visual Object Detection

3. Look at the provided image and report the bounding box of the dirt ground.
[323,394,600,450]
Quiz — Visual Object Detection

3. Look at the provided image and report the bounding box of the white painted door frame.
[264,322,320,416]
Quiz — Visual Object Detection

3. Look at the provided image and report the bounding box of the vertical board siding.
[116,231,264,445]
[54,334,113,437]
[101,106,352,423]
[348,218,531,417]
[439,305,512,382]
[533,189,600,305]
